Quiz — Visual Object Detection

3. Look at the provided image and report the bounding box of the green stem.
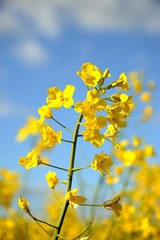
[61,139,74,144]
[79,203,103,207]
[51,116,73,134]
[28,211,58,229]
[52,113,83,240]
[72,165,91,172]
[26,210,54,237]
[33,220,52,237]
[41,162,68,172]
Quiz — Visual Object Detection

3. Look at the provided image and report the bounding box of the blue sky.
[0,0,160,206]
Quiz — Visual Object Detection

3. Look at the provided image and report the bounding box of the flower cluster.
[75,63,134,148]
[16,63,136,240]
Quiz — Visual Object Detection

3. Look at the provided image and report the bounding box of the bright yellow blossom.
[104,124,119,145]
[19,150,42,169]
[103,195,122,217]
[77,63,103,87]
[38,105,53,124]
[40,125,61,147]
[45,171,58,189]
[18,195,30,213]
[82,116,107,147]
[107,93,134,130]
[91,151,113,176]
[47,85,75,109]
[83,115,107,130]
[65,188,87,209]
[111,73,129,91]
[75,89,107,120]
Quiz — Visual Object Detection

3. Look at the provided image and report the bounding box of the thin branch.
[51,116,73,134]
[61,139,74,144]
[28,211,58,230]
[41,162,68,172]
[79,203,103,207]
[72,219,94,240]
[52,189,63,208]
[72,165,91,172]
[25,209,53,237]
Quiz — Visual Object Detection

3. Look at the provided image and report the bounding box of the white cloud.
[66,0,160,33]
[0,99,32,118]
[1,0,160,37]
[11,39,49,65]
[0,0,60,37]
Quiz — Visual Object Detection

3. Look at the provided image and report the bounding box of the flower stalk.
[52,113,83,240]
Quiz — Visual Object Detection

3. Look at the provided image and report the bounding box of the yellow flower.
[111,73,129,91]
[46,85,75,109]
[65,188,87,209]
[19,150,42,169]
[110,93,134,119]
[45,171,58,189]
[107,93,134,131]
[140,91,151,102]
[103,195,122,217]
[82,116,107,147]
[16,117,41,142]
[104,124,119,144]
[40,125,61,147]
[107,103,127,128]
[18,195,30,213]
[77,63,103,87]
[75,89,107,120]
[91,151,113,176]
[38,105,53,124]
